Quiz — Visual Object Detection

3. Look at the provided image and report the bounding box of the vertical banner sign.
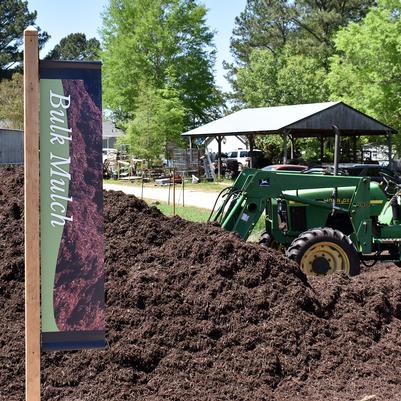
[39,61,105,351]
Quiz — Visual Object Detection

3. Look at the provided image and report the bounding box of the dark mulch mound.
[1,166,401,401]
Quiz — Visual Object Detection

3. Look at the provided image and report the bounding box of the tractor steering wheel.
[379,172,401,195]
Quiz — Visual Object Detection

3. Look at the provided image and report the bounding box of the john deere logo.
[259,179,270,187]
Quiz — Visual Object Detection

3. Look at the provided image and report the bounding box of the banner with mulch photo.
[39,60,105,351]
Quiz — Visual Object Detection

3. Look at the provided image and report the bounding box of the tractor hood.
[283,182,387,216]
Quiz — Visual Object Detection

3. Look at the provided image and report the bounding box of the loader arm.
[212,169,372,248]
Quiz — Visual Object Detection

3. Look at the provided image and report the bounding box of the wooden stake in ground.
[182,173,185,207]
[141,171,144,200]
[173,168,176,215]
[24,26,40,401]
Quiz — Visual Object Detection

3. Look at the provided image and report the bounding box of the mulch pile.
[1,166,401,401]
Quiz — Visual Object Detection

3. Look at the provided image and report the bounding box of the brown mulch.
[1,166,401,401]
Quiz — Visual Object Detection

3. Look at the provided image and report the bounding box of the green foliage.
[46,33,100,61]
[230,0,290,64]
[231,0,374,66]
[255,135,282,163]
[227,0,395,163]
[235,49,281,107]
[0,1,48,78]
[228,0,374,107]
[149,201,210,223]
[327,0,401,151]
[0,72,23,129]
[101,0,222,128]
[236,48,329,107]
[276,53,330,105]
[122,83,185,159]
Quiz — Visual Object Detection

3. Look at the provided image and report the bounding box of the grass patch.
[145,199,211,223]
[144,198,265,243]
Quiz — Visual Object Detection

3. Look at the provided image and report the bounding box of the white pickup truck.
[226,149,264,169]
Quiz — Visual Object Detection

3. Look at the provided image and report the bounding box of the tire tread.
[286,227,360,276]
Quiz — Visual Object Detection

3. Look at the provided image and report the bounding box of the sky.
[27,0,247,92]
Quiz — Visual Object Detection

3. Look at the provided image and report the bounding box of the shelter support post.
[360,139,364,162]
[333,125,340,175]
[352,136,357,163]
[320,135,324,162]
[387,132,393,166]
[217,135,222,180]
[290,135,295,160]
[249,134,254,168]
[189,137,193,165]
[283,130,289,164]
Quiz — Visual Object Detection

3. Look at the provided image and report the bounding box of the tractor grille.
[290,206,307,232]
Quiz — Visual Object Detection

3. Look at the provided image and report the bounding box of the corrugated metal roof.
[0,129,23,164]
[182,102,396,138]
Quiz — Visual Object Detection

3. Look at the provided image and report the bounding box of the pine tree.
[0,0,48,79]
[46,33,100,61]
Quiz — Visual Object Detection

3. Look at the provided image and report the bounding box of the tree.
[101,0,222,131]
[46,33,101,61]
[234,46,330,161]
[230,0,374,67]
[327,0,401,151]
[123,83,185,159]
[227,0,374,106]
[255,135,283,164]
[235,48,329,107]
[230,0,293,65]
[0,0,48,78]
[276,53,329,105]
[0,72,23,129]
[235,49,282,107]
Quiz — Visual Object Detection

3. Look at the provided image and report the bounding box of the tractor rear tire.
[286,227,360,276]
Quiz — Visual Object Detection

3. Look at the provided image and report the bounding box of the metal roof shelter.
[182,101,397,177]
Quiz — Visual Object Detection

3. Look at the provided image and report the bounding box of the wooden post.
[141,171,144,200]
[182,175,185,207]
[173,168,176,215]
[24,26,41,401]
[167,169,171,205]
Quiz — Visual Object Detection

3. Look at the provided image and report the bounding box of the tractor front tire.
[286,227,360,276]
[259,232,272,248]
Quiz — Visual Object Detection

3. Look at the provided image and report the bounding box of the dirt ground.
[1,166,401,401]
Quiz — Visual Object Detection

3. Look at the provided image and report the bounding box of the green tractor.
[210,168,401,276]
